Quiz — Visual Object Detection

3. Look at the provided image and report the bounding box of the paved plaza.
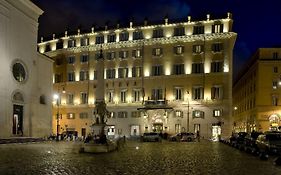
[0,140,281,175]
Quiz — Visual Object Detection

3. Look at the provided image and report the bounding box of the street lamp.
[53,93,60,141]
[186,91,190,132]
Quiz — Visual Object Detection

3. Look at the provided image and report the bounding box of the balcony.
[137,99,172,111]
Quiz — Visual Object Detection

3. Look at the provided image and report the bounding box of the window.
[39,95,46,104]
[175,124,181,133]
[95,52,104,60]
[118,111,128,118]
[80,54,89,63]
[174,46,184,55]
[67,113,75,119]
[54,74,62,83]
[12,62,26,82]
[80,92,88,104]
[133,30,143,40]
[132,49,142,58]
[273,52,279,59]
[120,90,127,103]
[273,81,278,89]
[193,45,204,54]
[192,110,204,118]
[109,112,116,118]
[272,96,278,106]
[211,62,223,73]
[67,72,75,82]
[67,56,75,64]
[212,23,223,33]
[173,64,185,75]
[119,51,129,59]
[211,86,222,100]
[119,31,129,41]
[152,65,163,76]
[152,48,163,57]
[152,28,163,38]
[94,70,98,80]
[175,110,183,117]
[213,109,222,117]
[106,52,115,60]
[67,94,74,104]
[118,68,128,78]
[81,37,89,46]
[131,111,141,118]
[106,69,116,79]
[174,26,185,36]
[212,43,223,52]
[68,39,75,48]
[151,89,163,100]
[108,33,116,43]
[273,66,278,73]
[133,89,141,102]
[79,112,88,119]
[79,71,89,81]
[107,91,114,103]
[55,59,62,66]
[96,34,104,44]
[132,67,142,77]
[192,87,204,100]
[192,63,204,73]
[193,25,204,34]
[174,87,183,101]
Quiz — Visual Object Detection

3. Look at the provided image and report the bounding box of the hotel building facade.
[233,48,281,133]
[39,13,236,140]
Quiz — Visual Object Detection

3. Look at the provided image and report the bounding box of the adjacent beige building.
[39,13,236,140]
[0,0,53,138]
[233,48,281,133]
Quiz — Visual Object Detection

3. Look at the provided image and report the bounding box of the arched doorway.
[152,116,164,133]
[269,114,280,131]
[12,91,24,136]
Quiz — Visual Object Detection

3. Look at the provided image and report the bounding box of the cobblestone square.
[0,140,281,175]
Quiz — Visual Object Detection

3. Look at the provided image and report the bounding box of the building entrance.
[212,125,221,141]
[13,105,23,135]
[152,123,163,132]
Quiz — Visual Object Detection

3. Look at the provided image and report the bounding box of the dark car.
[169,132,195,142]
[256,131,281,155]
[243,131,263,154]
[230,132,247,149]
[142,132,162,142]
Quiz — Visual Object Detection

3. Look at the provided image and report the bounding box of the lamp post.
[187,91,190,132]
[53,94,60,141]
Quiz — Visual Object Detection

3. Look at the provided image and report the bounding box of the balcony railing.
[144,99,167,107]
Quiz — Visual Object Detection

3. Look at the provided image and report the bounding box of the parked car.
[229,132,247,149]
[256,131,281,155]
[142,132,162,142]
[169,132,195,142]
[243,131,263,154]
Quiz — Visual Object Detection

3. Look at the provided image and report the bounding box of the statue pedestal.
[91,124,107,136]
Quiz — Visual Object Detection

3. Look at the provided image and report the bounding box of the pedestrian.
[196,131,200,142]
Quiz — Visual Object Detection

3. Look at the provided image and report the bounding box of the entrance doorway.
[13,105,23,135]
[81,128,86,138]
[130,125,140,136]
[212,125,221,141]
[152,123,163,132]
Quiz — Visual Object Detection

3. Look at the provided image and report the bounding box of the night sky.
[32,0,281,77]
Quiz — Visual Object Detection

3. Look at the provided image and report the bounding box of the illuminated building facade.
[233,48,281,133]
[0,0,53,138]
[39,13,236,140]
